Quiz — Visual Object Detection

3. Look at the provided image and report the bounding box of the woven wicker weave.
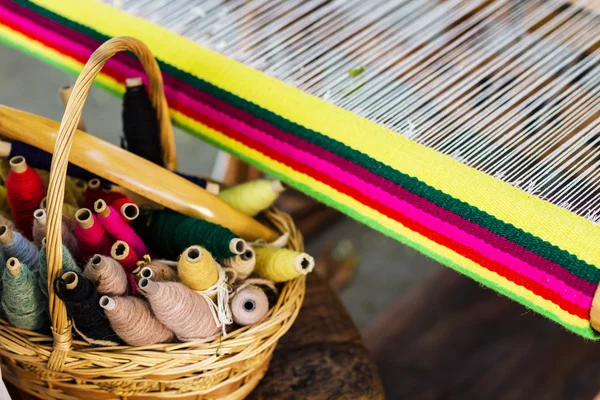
[0,37,305,399]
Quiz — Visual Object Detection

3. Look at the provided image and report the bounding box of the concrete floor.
[0,42,441,331]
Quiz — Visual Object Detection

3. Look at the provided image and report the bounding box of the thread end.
[206,182,220,195]
[120,203,139,221]
[9,156,27,174]
[293,253,315,275]
[138,277,158,295]
[270,180,286,194]
[185,245,203,262]
[110,241,129,261]
[88,178,101,190]
[0,225,14,245]
[33,209,47,225]
[75,208,94,229]
[230,238,246,255]
[140,266,153,280]
[99,295,116,311]
[6,257,21,276]
[94,199,110,218]
[62,271,79,289]
[126,77,143,87]
[241,248,254,261]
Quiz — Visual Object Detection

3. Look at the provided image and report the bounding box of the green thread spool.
[38,237,82,297]
[218,180,285,217]
[131,209,246,260]
[1,258,47,331]
[254,247,315,282]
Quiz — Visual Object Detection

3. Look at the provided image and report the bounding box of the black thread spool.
[121,77,164,166]
[54,272,121,345]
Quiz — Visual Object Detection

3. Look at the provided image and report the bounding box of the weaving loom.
[0,0,599,338]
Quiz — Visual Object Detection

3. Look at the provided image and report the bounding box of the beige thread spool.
[83,254,129,296]
[99,295,174,346]
[133,256,178,283]
[221,247,256,281]
[230,285,269,326]
[138,278,220,341]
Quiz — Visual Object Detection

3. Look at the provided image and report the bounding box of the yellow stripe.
[29,0,600,269]
[0,26,589,331]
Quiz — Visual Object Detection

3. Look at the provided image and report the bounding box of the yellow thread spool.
[253,247,315,282]
[218,179,285,217]
[178,245,219,291]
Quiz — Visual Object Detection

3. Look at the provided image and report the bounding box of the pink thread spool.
[95,199,149,257]
[75,208,113,259]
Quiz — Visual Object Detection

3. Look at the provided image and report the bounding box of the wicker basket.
[0,37,305,399]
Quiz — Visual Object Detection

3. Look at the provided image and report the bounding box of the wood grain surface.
[366,269,600,400]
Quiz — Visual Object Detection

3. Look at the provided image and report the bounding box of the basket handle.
[45,37,174,371]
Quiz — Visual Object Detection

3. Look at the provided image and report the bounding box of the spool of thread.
[110,241,139,272]
[74,208,113,259]
[122,77,164,166]
[138,278,220,341]
[39,197,78,220]
[84,254,129,296]
[133,257,178,282]
[175,172,220,195]
[0,225,39,270]
[222,247,256,281]
[32,209,80,258]
[54,271,120,345]
[131,209,246,260]
[7,141,98,182]
[39,239,81,297]
[95,200,149,258]
[6,156,45,238]
[1,258,47,331]
[254,247,315,282]
[111,241,139,295]
[83,178,104,210]
[100,295,174,346]
[178,246,219,291]
[218,180,285,217]
[102,192,139,223]
[230,286,269,326]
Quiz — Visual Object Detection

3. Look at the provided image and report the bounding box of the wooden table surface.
[366,269,600,400]
[6,273,384,400]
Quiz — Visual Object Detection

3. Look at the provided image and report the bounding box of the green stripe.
[2,21,596,339]
[15,0,600,285]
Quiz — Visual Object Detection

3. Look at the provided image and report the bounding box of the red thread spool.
[104,192,138,222]
[110,240,140,295]
[6,156,45,239]
[83,178,104,209]
[75,208,113,259]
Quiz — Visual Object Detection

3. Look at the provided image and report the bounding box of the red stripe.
[0,12,589,318]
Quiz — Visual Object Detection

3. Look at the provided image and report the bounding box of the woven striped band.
[1,0,599,338]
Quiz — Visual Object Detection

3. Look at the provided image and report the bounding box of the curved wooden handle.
[23,37,275,371]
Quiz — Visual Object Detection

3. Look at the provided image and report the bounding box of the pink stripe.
[0,7,128,80]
